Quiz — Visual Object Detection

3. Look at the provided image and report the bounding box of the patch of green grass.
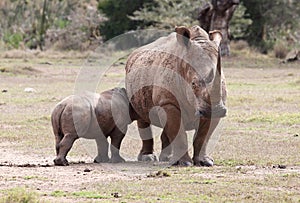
[242,112,300,126]
[71,191,109,199]
[50,190,110,199]
[215,159,247,167]
[23,176,47,181]
[227,82,258,90]
[0,187,39,203]
[181,179,217,185]
[50,190,67,197]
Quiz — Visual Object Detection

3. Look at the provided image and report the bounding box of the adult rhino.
[125,25,227,166]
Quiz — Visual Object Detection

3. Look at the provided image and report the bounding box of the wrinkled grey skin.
[51,88,134,166]
[125,25,227,166]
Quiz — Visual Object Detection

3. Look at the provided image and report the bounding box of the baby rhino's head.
[109,87,137,125]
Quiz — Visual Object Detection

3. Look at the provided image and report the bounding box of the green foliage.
[54,19,70,29]
[3,32,23,49]
[240,0,300,53]
[230,2,252,40]
[98,0,152,40]
[0,187,39,203]
[131,0,205,30]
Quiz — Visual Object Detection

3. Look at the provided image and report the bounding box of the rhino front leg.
[54,133,78,166]
[162,104,192,166]
[109,127,126,163]
[94,134,109,163]
[159,131,172,162]
[137,120,157,162]
[193,118,220,167]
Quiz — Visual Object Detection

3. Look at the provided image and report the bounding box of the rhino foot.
[110,155,125,163]
[159,153,172,162]
[94,155,110,163]
[137,153,158,162]
[170,153,193,167]
[54,157,69,166]
[172,160,193,167]
[193,156,214,167]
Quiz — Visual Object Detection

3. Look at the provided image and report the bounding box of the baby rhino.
[51,88,134,166]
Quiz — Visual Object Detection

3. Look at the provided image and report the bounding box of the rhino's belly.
[128,86,198,131]
[146,111,198,131]
[81,116,113,139]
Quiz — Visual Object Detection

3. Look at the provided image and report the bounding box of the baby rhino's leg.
[54,133,78,166]
[94,134,109,163]
[110,127,126,163]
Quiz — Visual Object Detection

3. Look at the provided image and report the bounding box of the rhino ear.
[209,30,222,47]
[175,26,191,47]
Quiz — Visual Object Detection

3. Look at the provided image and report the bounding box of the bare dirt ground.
[0,50,299,202]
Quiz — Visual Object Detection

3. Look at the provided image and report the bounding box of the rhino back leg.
[94,134,109,163]
[109,127,126,163]
[51,103,66,156]
[193,118,220,167]
[54,133,78,166]
[55,133,63,156]
[137,120,157,162]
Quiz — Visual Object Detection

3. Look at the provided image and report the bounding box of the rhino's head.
[175,25,227,119]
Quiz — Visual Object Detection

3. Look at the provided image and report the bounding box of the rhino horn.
[175,26,191,47]
[210,34,223,107]
[209,30,222,47]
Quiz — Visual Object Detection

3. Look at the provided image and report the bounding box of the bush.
[241,0,300,53]
[45,4,104,51]
[98,0,152,40]
[0,187,39,203]
[131,0,202,30]
[273,41,288,59]
[230,2,252,40]
[3,32,24,49]
[0,0,104,50]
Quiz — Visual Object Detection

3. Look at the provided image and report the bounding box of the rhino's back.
[125,33,180,74]
[125,32,183,96]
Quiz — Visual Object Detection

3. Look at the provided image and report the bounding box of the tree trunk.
[198,0,239,56]
[39,0,48,51]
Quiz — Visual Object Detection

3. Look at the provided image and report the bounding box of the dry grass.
[0,49,92,59]
[230,40,249,51]
[0,48,299,202]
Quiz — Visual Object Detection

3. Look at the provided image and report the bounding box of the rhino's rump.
[58,95,96,138]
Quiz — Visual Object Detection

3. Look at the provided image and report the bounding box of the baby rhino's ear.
[209,30,222,47]
[175,26,191,47]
